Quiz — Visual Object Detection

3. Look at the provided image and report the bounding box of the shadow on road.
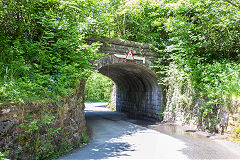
[59,102,240,160]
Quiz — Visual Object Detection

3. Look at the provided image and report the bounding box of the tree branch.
[224,0,240,9]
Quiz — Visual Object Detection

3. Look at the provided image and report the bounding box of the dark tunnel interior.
[98,63,162,120]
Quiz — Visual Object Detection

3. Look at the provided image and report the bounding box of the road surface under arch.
[60,103,240,160]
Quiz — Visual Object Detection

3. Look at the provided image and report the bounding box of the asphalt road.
[60,102,240,160]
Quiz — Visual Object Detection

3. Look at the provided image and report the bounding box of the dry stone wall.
[0,80,87,159]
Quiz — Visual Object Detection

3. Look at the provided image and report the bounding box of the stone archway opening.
[85,37,163,120]
[84,72,114,103]
[98,62,162,120]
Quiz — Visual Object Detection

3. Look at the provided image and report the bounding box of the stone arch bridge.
[86,37,162,120]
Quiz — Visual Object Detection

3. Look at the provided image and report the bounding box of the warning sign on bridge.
[125,50,134,61]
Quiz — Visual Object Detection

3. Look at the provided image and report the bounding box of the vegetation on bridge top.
[1,0,240,159]
[1,0,240,135]
[106,0,240,132]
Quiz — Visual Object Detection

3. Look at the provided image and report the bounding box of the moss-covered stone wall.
[0,80,87,160]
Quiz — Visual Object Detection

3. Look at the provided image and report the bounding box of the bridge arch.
[87,37,163,120]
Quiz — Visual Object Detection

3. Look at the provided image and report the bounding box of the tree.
[0,0,103,103]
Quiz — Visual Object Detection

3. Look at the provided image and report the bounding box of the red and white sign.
[125,50,134,61]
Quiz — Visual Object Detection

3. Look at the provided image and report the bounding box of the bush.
[85,72,113,102]
[0,0,103,104]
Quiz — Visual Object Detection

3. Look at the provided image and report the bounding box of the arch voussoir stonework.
[86,37,163,120]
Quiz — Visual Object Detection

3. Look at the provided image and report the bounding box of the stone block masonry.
[87,37,163,121]
[0,80,87,159]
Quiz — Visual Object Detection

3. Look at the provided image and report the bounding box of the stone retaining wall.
[163,91,240,137]
[0,80,87,159]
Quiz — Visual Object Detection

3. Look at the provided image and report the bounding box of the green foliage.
[107,103,116,111]
[1,0,240,151]
[114,0,240,59]
[18,115,62,160]
[0,0,104,103]
[81,132,89,143]
[235,127,240,140]
[17,113,87,160]
[235,117,240,140]
[0,151,10,160]
[85,72,114,102]
[101,0,240,129]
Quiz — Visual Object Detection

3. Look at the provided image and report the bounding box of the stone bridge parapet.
[86,37,162,120]
[86,37,157,69]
